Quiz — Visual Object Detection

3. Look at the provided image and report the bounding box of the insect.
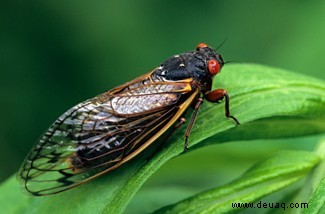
[18,43,240,196]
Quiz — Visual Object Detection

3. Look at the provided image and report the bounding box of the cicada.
[18,43,239,196]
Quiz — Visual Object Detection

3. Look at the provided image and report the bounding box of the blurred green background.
[0,0,324,200]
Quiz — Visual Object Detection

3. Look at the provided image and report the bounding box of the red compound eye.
[196,43,208,50]
[208,59,220,75]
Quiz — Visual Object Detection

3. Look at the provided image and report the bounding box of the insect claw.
[229,116,240,126]
[184,137,189,151]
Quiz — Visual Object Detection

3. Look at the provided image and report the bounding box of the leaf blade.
[0,64,324,213]
[152,151,320,214]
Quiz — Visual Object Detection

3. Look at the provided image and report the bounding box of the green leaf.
[303,178,325,214]
[302,139,325,214]
[152,151,320,213]
[0,64,324,213]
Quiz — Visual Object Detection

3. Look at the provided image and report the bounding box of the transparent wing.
[18,81,196,195]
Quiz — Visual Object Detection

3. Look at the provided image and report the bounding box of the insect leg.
[175,117,186,128]
[145,117,186,161]
[184,97,204,151]
[205,89,240,125]
[162,117,187,142]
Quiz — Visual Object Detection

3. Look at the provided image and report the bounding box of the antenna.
[216,37,228,50]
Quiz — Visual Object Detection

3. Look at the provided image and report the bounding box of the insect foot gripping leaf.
[17,43,238,196]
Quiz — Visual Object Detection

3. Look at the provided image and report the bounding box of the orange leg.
[146,117,187,160]
[184,98,204,150]
[205,89,240,125]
